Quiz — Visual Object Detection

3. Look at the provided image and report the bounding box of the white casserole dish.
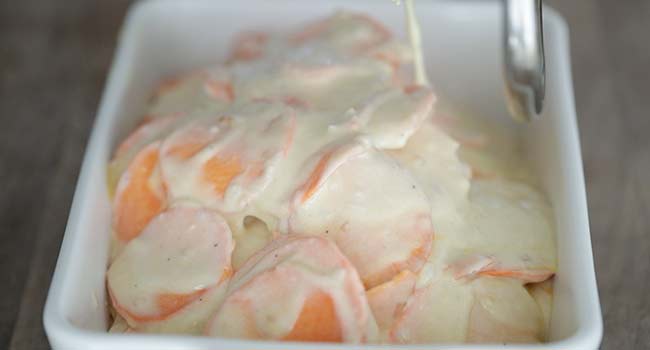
[43,0,603,349]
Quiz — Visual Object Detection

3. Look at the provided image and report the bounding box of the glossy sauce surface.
[106,9,556,344]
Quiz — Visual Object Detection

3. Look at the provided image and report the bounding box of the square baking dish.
[43,0,603,349]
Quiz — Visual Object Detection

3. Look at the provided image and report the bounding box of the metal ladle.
[503,0,545,122]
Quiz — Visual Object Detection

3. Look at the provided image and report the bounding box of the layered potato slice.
[108,207,234,327]
[207,235,378,343]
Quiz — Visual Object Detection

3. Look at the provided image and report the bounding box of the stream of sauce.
[402,0,430,86]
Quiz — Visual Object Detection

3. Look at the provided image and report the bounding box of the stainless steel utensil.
[503,0,545,122]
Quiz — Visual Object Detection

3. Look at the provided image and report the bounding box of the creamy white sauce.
[207,236,377,342]
[107,207,233,324]
[106,9,556,344]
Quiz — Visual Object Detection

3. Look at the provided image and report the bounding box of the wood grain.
[0,1,131,349]
[0,0,648,349]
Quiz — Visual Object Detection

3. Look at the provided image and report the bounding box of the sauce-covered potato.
[106,8,556,345]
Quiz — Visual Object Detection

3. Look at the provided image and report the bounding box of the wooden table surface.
[1,1,648,349]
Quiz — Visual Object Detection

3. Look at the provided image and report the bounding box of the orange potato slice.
[206,235,377,343]
[290,11,390,52]
[133,283,230,335]
[282,291,342,342]
[289,141,434,289]
[148,69,233,116]
[366,270,417,334]
[390,274,474,343]
[152,77,182,100]
[112,142,166,242]
[447,255,554,283]
[326,86,435,151]
[203,79,234,102]
[365,41,415,85]
[390,274,545,344]
[160,105,296,212]
[113,115,179,160]
[299,150,333,203]
[362,85,435,149]
[271,63,394,112]
[107,206,234,326]
[433,113,489,149]
[251,95,310,109]
[467,277,544,343]
[447,255,496,280]
[110,289,207,324]
[386,119,471,217]
[372,51,401,85]
[152,71,233,104]
[162,116,231,161]
[108,115,180,197]
[227,31,269,62]
[463,179,556,282]
[202,154,244,197]
[428,178,555,286]
[478,268,554,283]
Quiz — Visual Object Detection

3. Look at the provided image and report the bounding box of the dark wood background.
[1,1,648,349]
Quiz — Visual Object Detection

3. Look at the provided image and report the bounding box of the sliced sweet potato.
[113,142,166,242]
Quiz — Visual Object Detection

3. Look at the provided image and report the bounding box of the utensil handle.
[503,0,545,122]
